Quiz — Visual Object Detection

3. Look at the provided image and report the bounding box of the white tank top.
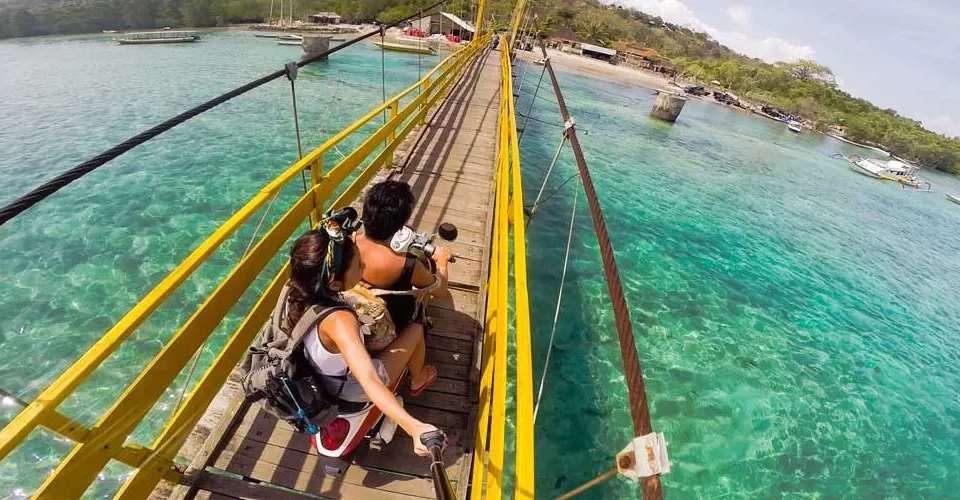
[303,324,350,376]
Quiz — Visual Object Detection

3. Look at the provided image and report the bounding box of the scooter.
[314,222,458,475]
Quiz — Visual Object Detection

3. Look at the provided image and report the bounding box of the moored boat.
[277,40,302,46]
[277,34,303,41]
[837,154,929,188]
[787,120,802,133]
[947,194,960,205]
[116,31,200,44]
[374,41,437,55]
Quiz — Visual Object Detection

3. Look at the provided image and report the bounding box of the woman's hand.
[431,246,452,265]
[411,422,442,456]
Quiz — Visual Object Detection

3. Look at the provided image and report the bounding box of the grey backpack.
[240,285,349,433]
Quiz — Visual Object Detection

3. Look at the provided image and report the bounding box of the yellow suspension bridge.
[0,1,666,498]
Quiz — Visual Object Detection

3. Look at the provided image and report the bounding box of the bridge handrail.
[468,35,535,500]
[0,35,490,498]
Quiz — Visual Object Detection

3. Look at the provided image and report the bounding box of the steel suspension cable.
[533,180,577,424]
[518,62,547,143]
[528,134,567,219]
[536,41,664,499]
[0,1,445,227]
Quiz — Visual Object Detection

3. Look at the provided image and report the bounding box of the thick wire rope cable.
[0,1,445,227]
[537,42,663,498]
[533,181,577,424]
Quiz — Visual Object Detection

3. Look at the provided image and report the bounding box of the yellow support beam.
[114,265,290,499]
[32,188,321,498]
[507,54,535,498]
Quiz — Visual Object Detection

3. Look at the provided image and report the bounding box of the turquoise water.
[0,30,433,496]
[1,32,959,498]
[515,62,960,497]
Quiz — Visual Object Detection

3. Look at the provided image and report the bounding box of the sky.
[617,0,960,137]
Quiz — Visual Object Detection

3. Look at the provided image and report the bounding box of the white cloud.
[725,5,751,28]
[925,115,960,138]
[619,0,815,63]
[721,32,815,63]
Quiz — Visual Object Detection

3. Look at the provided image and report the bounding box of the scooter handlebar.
[419,429,446,451]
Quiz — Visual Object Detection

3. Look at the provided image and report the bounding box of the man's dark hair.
[362,180,415,240]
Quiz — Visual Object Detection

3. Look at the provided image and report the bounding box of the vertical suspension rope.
[536,41,664,499]
[380,25,387,125]
[285,62,307,192]
[528,134,567,219]
[518,63,547,143]
[533,180,577,423]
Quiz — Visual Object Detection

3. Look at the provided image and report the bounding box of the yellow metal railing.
[0,35,489,499]
[469,36,535,500]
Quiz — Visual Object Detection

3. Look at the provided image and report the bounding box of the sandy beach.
[515,47,678,91]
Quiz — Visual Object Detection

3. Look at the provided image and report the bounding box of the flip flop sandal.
[409,365,438,397]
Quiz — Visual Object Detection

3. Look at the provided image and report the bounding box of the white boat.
[533,58,547,66]
[277,40,302,46]
[843,155,928,188]
[787,120,802,133]
[947,194,960,205]
[374,41,437,55]
[277,34,303,41]
[116,31,201,44]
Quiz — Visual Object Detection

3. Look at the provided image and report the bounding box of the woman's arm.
[411,249,449,298]
[322,311,436,455]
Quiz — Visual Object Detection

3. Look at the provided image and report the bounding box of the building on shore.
[545,26,587,54]
[613,41,674,75]
[580,43,617,62]
[309,12,341,24]
[408,12,476,41]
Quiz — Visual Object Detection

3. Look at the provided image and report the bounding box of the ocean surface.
[1,31,959,498]
[515,61,960,498]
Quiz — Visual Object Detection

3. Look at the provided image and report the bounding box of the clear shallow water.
[515,63,960,497]
[1,33,959,498]
[0,30,432,496]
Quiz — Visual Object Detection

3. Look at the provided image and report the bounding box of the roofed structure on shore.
[309,12,341,24]
[545,26,587,54]
[580,42,616,62]
[408,11,476,40]
[613,40,673,74]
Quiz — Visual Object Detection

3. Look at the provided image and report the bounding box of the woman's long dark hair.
[286,229,355,330]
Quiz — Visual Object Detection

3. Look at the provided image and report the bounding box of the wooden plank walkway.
[181,46,502,500]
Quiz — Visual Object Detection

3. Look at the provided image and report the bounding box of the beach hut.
[309,12,341,24]
[546,26,587,54]
[580,43,617,62]
[407,12,476,41]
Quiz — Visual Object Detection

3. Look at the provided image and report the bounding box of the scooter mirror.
[438,222,458,241]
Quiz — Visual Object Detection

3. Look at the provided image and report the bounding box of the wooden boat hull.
[374,41,436,55]
[117,37,199,44]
